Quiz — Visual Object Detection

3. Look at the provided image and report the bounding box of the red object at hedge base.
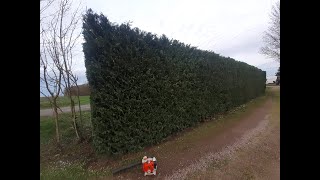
[142,156,157,176]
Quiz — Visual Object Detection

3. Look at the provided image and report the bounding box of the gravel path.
[40,104,91,117]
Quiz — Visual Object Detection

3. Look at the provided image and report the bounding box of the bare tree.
[260,1,280,62]
[40,0,64,145]
[40,35,63,145]
[58,0,84,141]
[40,0,55,17]
[41,0,84,142]
[70,74,83,128]
[40,0,56,35]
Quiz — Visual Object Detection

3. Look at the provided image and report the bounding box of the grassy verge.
[40,111,110,179]
[40,96,90,109]
[40,163,112,180]
[40,111,92,145]
[40,90,271,179]
[270,86,280,126]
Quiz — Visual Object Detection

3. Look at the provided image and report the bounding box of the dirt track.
[112,86,280,179]
[40,104,91,117]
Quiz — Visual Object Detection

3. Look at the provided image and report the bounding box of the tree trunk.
[70,99,81,139]
[53,104,60,144]
[76,85,83,128]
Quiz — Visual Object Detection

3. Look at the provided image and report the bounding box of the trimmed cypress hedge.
[82,9,266,155]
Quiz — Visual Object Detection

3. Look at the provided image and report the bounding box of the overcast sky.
[41,0,280,93]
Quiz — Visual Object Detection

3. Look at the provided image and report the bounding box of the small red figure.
[142,156,157,176]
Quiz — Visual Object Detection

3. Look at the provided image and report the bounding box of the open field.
[40,96,90,110]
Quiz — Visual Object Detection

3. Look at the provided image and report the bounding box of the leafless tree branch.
[260,1,280,62]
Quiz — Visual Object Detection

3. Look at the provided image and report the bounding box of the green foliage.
[82,9,266,155]
[275,66,280,85]
[275,66,280,76]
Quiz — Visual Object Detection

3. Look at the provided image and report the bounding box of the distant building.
[266,76,277,84]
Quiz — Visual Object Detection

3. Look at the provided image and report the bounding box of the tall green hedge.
[82,9,266,155]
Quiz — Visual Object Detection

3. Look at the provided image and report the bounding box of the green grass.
[40,96,90,109]
[40,111,101,180]
[40,111,92,145]
[40,163,112,180]
[270,86,280,126]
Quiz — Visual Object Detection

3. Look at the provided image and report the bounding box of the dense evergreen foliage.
[82,9,266,155]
